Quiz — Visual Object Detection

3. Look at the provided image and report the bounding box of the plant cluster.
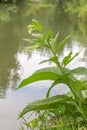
[18,20,87,130]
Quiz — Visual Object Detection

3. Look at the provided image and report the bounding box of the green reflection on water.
[0,3,87,98]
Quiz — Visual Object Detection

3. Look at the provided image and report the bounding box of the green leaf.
[49,32,59,50]
[18,67,61,89]
[19,95,75,118]
[32,33,42,38]
[71,67,87,75]
[23,38,41,45]
[63,52,79,67]
[35,67,59,74]
[32,19,42,32]
[56,35,70,53]
[72,80,86,93]
[41,34,49,48]
[46,31,53,42]
[63,52,72,67]
[46,79,62,98]
[39,56,58,65]
[69,52,79,63]
[25,45,40,52]
[41,34,46,46]
[52,31,59,45]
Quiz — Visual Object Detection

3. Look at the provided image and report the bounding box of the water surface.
[0,3,87,130]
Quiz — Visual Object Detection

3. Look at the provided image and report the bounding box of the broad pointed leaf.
[18,67,61,89]
[35,67,59,74]
[71,67,87,75]
[19,95,75,118]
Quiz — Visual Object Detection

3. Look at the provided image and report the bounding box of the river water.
[0,3,87,130]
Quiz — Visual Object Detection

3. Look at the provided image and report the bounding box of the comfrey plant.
[17,19,87,130]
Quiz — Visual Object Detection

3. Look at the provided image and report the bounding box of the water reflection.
[0,20,21,98]
[0,2,87,99]
[0,3,87,130]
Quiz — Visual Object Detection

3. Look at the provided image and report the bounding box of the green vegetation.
[17,20,87,130]
[0,0,23,3]
[0,0,87,129]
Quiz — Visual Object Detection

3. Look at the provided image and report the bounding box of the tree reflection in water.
[0,2,87,99]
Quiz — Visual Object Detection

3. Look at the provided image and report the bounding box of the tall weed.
[17,19,87,130]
